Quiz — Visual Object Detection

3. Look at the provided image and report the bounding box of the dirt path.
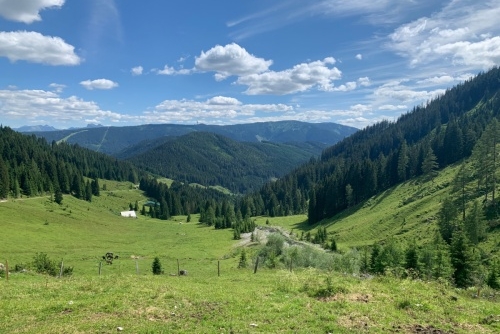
[237,225,325,251]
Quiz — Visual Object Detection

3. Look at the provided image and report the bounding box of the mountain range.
[26,121,357,156]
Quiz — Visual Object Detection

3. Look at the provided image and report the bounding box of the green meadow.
[1,177,500,333]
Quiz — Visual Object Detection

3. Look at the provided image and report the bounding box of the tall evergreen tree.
[437,197,459,244]
[421,147,438,179]
[450,229,477,288]
[397,140,409,182]
[464,200,485,244]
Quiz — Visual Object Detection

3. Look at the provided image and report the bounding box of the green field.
[1,178,500,333]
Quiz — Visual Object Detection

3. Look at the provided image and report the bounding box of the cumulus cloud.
[358,77,371,87]
[0,89,123,125]
[49,83,66,93]
[356,54,363,60]
[143,96,293,123]
[388,0,500,69]
[0,0,64,23]
[333,81,357,92]
[131,66,143,76]
[154,65,193,76]
[80,79,118,90]
[0,31,81,66]
[374,80,445,102]
[195,43,272,80]
[236,57,341,95]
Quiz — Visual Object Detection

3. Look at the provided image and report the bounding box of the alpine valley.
[2,68,500,333]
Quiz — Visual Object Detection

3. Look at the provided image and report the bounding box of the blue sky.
[1,0,499,129]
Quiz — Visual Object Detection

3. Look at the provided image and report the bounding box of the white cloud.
[207,96,241,105]
[154,65,193,76]
[358,77,371,87]
[333,81,357,92]
[0,31,81,66]
[0,89,123,125]
[143,96,293,123]
[0,0,64,23]
[356,54,363,60]
[236,57,341,95]
[378,104,408,111]
[374,80,445,102]
[195,43,272,80]
[80,79,118,90]
[388,0,500,69]
[49,83,66,93]
[131,66,143,76]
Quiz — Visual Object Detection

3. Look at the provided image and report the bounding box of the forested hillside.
[0,126,141,200]
[0,127,232,218]
[127,132,323,193]
[242,67,500,220]
[28,121,356,156]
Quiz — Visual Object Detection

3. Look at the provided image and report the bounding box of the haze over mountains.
[26,121,357,156]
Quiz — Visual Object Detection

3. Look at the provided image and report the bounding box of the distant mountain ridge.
[16,125,58,132]
[26,121,357,156]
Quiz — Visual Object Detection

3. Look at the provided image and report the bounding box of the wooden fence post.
[253,257,259,274]
[59,259,64,278]
[177,259,180,276]
[5,260,8,282]
[135,259,139,275]
[218,260,220,277]
[98,261,102,276]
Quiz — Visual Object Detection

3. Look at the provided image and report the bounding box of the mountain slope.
[245,67,500,221]
[27,121,357,156]
[127,132,321,193]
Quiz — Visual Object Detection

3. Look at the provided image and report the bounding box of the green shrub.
[32,252,57,276]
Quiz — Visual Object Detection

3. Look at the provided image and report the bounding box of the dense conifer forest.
[242,67,500,222]
[128,132,324,194]
[0,126,141,200]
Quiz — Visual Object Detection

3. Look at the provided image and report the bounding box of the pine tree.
[450,229,476,288]
[85,180,92,202]
[421,147,438,179]
[437,197,459,243]
[152,256,162,275]
[238,249,247,268]
[329,237,337,252]
[465,200,485,244]
[187,212,191,222]
[54,185,63,205]
[397,140,409,182]
[404,241,419,274]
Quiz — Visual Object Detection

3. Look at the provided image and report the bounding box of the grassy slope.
[265,163,500,258]
[1,177,500,333]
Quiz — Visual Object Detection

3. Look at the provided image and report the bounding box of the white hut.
[120,210,137,218]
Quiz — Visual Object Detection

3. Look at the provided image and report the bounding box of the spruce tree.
[465,200,485,244]
[329,237,337,252]
[152,257,162,275]
[238,249,247,268]
[404,241,419,274]
[54,186,63,205]
[450,229,476,288]
[437,197,459,243]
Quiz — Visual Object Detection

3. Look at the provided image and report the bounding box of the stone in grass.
[249,323,258,327]
[117,327,124,331]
